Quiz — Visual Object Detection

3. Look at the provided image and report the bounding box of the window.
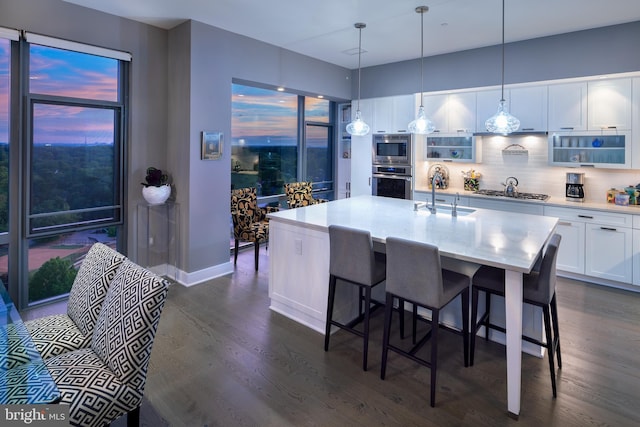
[27,44,124,236]
[231,83,334,201]
[231,84,298,197]
[0,37,9,288]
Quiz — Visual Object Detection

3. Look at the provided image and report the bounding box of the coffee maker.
[566,172,585,202]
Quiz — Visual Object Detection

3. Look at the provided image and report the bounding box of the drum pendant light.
[346,23,370,136]
[485,0,520,134]
[408,6,435,135]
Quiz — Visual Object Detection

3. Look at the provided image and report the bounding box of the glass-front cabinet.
[549,131,630,168]
[425,135,479,163]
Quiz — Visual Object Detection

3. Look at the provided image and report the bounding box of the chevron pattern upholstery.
[25,242,126,360]
[284,181,328,209]
[45,259,169,427]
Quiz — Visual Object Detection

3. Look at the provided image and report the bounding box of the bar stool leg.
[324,275,337,351]
[430,308,440,408]
[380,293,394,380]
[362,286,372,371]
[470,286,479,366]
[550,294,562,369]
[461,289,469,368]
[543,305,557,398]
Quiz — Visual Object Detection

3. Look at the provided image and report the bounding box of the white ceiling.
[64,0,640,69]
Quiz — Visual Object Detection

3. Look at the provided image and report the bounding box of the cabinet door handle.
[600,227,617,231]
[560,127,574,130]
[521,128,534,131]
[558,221,572,226]
[578,215,594,219]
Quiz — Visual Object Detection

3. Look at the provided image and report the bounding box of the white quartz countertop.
[268,195,558,273]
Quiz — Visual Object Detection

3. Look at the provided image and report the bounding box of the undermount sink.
[416,203,476,216]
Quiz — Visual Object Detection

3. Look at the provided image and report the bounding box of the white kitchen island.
[268,195,558,418]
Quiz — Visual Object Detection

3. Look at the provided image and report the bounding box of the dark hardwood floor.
[145,245,640,427]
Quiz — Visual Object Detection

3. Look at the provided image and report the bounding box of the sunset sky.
[0,39,118,145]
[0,39,331,147]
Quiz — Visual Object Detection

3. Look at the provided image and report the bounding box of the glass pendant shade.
[346,23,370,136]
[485,99,520,134]
[346,109,370,136]
[486,0,519,135]
[408,6,435,135]
[407,105,435,134]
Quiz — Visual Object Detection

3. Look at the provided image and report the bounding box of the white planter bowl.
[142,184,171,205]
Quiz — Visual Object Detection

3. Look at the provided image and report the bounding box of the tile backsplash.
[415,134,640,203]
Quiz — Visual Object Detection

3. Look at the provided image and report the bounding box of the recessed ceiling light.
[318,95,324,99]
[277,87,285,92]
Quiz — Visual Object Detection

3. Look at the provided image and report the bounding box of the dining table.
[267,195,559,418]
[0,281,60,404]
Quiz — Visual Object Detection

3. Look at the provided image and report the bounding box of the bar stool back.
[324,225,386,371]
[381,237,470,407]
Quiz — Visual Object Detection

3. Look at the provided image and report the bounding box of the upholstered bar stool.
[381,237,470,407]
[470,234,562,397]
[324,225,386,371]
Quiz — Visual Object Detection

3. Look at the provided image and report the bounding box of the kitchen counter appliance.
[566,172,585,202]
[372,133,413,165]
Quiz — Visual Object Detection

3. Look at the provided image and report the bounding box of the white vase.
[142,184,171,205]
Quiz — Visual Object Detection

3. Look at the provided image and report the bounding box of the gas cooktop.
[474,189,550,201]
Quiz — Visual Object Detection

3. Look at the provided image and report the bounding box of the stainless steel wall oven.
[372,165,412,200]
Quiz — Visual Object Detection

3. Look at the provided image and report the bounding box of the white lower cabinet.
[553,219,585,274]
[545,206,633,285]
[584,223,632,283]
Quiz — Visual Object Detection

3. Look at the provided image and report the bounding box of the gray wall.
[167,21,351,278]
[358,21,640,98]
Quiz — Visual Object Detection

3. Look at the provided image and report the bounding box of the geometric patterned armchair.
[44,259,169,427]
[284,181,328,209]
[23,242,126,363]
[231,187,279,271]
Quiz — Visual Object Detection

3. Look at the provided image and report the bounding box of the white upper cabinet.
[548,82,588,131]
[349,98,373,197]
[632,77,640,169]
[447,92,476,133]
[510,86,548,132]
[423,92,476,134]
[475,89,503,132]
[371,95,414,134]
[422,93,449,133]
[587,78,632,130]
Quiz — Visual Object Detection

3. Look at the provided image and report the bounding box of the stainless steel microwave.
[372,134,413,165]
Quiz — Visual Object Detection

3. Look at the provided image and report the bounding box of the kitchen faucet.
[430,171,443,214]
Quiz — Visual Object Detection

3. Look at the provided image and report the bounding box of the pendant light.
[408,6,435,135]
[485,0,520,134]
[346,23,370,136]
